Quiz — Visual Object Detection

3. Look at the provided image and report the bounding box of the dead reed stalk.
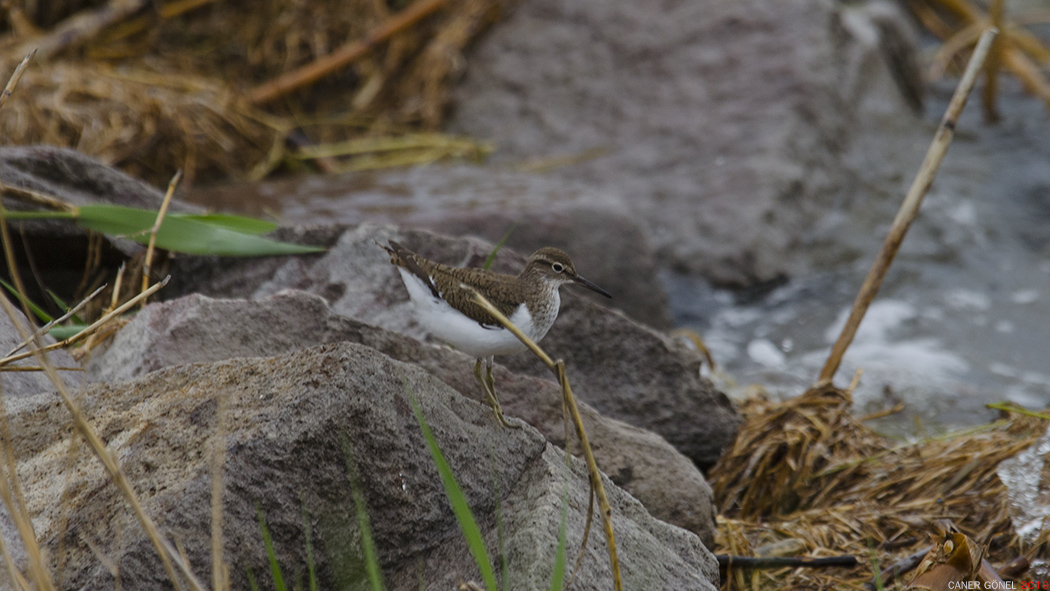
[246,0,448,105]
[818,28,999,385]
[470,289,623,591]
[142,170,182,304]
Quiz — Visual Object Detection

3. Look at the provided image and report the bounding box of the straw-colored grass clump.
[710,385,1044,590]
[0,0,501,185]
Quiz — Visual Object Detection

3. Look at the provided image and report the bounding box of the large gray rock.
[234,223,738,469]
[11,343,719,590]
[500,293,736,471]
[0,145,200,244]
[86,290,718,546]
[165,223,342,301]
[448,0,923,285]
[0,146,176,211]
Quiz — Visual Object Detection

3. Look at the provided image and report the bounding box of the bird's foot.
[474,359,523,430]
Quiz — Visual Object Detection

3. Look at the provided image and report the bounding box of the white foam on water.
[746,339,786,368]
[823,299,917,344]
[944,289,992,312]
[1011,289,1040,305]
[813,299,969,388]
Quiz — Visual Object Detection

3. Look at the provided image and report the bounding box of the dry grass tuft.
[712,384,885,519]
[911,0,1050,117]
[709,386,1046,590]
[0,0,506,185]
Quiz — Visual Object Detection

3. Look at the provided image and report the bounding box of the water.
[665,80,1050,437]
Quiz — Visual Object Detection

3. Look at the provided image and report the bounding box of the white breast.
[397,267,541,358]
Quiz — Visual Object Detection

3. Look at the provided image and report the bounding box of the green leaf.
[48,324,86,340]
[181,214,279,235]
[407,382,498,591]
[0,278,52,322]
[257,506,287,591]
[46,289,84,324]
[78,205,323,256]
[300,496,319,591]
[247,567,261,591]
[3,205,324,256]
[483,224,517,271]
[343,438,385,591]
[868,542,883,591]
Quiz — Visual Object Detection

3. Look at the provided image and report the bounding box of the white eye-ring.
[552,262,565,273]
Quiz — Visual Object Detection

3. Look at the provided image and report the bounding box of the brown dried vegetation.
[0,0,503,185]
[910,0,1050,119]
[710,385,1045,590]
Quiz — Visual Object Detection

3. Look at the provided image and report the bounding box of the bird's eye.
[551,263,565,273]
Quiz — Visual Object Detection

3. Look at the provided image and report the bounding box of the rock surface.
[0,146,176,211]
[448,0,922,285]
[0,305,83,396]
[0,146,199,253]
[0,147,734,581]
[12,343,719,590]
[0,0,947,587]
[184,223,740,469]
[323,225,738,469]
[87,290,719,546]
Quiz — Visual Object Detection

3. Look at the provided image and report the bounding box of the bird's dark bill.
[574,275,612,298]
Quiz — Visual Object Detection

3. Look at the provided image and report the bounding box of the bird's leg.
[473,358,504,423]
[484,357,496,396]
[473,357,521,429]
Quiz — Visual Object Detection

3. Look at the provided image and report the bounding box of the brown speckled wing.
[386,241,522,327]
[428,265,523,327]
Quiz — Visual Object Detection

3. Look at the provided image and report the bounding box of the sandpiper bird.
[382,240,612,428]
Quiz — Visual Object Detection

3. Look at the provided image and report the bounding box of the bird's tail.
[376,239,406,265]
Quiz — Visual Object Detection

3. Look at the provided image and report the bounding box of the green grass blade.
[48,324,86,340]
[300,496,318,591]
[548,489,570,591]
[45,289,84,324]
[868,542,883,591]
[76,205,324,256]
[7,205,323,256]
[406,384,498,591]
[45,289,68,310]
[343,437,385,591]
[483,224,517,270]
[256,506,287,591]
[181,214,279,235]
[0,278,52,322]
[247,567,261,591]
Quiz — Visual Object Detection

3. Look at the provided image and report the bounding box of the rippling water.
[666,80,1050,437]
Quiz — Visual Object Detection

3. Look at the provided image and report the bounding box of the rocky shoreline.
[0,0,993,588]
